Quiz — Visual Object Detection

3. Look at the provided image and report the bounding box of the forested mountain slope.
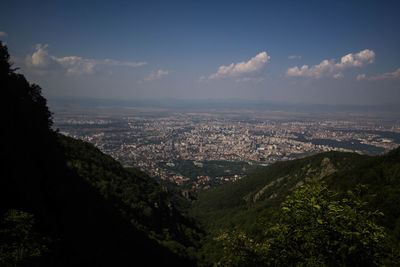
[58,134,203,259]
[190,147,400,265]
[190,151,368,231]
[0,41,200,266]
[325,147,400,233]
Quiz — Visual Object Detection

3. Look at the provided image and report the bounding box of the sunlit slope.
[190,149,399,232]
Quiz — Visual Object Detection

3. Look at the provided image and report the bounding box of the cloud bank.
[357,68,400,81]
[144,69,169,81]
[0,31,7,37]
[286,49,375,79]
[26,44,147,75]
[205,51,270,81]
[288,55,302,60]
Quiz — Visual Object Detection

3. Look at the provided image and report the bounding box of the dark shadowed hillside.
[0,42,200,266]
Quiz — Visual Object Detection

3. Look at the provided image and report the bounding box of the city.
[51,101,400,191]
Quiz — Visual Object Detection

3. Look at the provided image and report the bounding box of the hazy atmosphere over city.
[2,0,400,105]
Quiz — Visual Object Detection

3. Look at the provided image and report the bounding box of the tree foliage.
[0,210,49,267]
[0,41,199,266]
[58,134,203,260]
[216,181,394,266]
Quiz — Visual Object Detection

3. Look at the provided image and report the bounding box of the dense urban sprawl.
[54,110,400,190]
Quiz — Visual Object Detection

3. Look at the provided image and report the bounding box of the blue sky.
[1,0,400,105]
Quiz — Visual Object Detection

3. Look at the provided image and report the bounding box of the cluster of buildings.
[54,111,400,190]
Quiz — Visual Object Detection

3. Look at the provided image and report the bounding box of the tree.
[216,180,393,266]
[215,230,268,267]
[1,40,53,146]
[0,210,49,267]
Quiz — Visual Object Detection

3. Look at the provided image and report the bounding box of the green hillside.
[58,134,203,258]
[190,148,400,265]
[325,147,400,233]
[190,151,367,231]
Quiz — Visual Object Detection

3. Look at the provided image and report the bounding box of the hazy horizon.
[47,96,400,121]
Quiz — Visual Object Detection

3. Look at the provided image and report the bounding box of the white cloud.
[26,44,147,75]
[236,77,264,83]
[286,49,375,79]
[0,31,7,37]
[56,56,96,75]
[144,69,168,81]
[336,49,375,69]
[29,44,53,67]
[356,74,367,81]
[288,55,301,60]
[102,58,147,68]
[206,51,270,80]
[357,68,400,81]
[333,73,343,79]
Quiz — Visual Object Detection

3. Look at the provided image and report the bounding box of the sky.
[1,0,400,105]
